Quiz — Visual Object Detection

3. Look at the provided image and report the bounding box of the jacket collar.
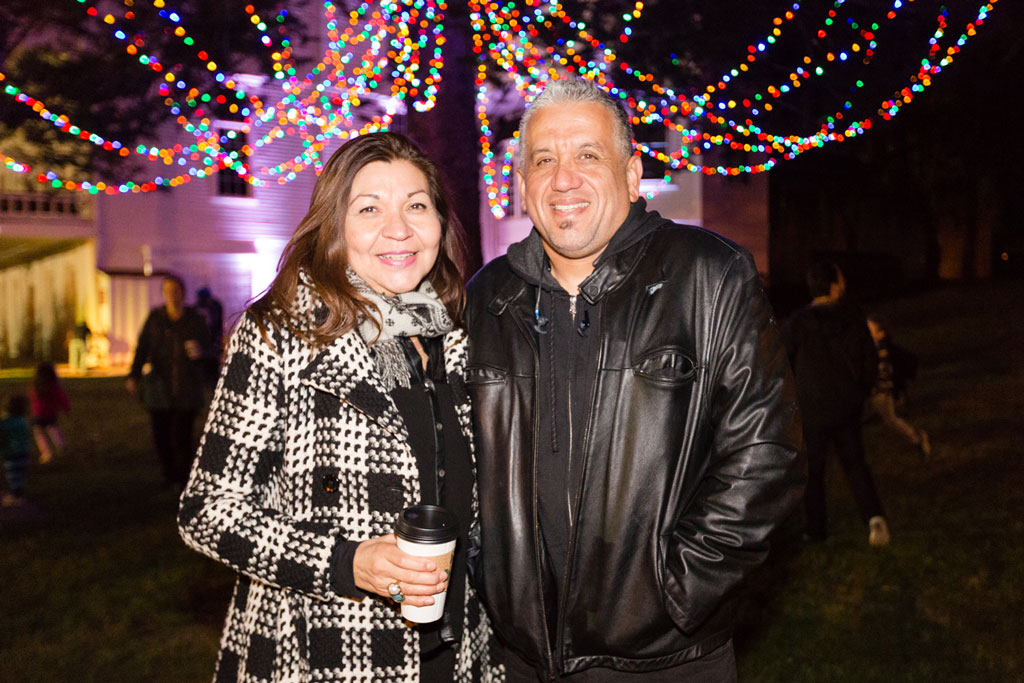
[299,328,410,440]
[495,199,669,310]
[282,272,403,438]
[293,275,471,442]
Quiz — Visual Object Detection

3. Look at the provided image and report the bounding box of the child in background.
[28,361,70,464]
[1,394,32,506]
[866,314,931,458]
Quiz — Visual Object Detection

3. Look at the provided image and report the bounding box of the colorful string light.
[0,0,1000,209]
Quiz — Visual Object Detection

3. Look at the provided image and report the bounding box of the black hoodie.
[782,298,878,428]
[503,200,671,599]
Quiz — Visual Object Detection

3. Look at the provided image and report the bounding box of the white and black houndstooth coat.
[178,282,503,682]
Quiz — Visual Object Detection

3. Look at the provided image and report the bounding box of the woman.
[178,133,500,682]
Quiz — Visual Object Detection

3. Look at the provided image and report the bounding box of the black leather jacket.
[466,205,803,678]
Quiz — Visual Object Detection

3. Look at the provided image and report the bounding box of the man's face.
[518,101,641,266]
[162,279,184,313]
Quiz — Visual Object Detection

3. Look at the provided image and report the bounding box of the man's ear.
[626,154,642,202]
[517,168,527,214]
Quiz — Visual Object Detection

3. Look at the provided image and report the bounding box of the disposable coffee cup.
[394,505,458,623]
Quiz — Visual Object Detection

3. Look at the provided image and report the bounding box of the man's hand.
[184,339,202,360]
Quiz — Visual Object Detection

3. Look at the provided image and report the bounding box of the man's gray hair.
[517,78,634,166]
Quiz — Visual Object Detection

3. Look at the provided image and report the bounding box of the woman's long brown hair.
[248,132,467,350]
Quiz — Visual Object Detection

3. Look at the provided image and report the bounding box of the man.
[465,78,803,681]
[126,275,209,490]
[782,261,889,546]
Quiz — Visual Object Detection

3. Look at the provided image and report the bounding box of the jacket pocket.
[632,346,698,386]
[465,363,508,386]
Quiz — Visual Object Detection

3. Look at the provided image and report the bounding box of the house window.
[217,128,252,197]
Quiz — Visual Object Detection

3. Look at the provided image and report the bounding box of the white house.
[1,123,770,370]
[1,0,771,369]
[1,110,328,368]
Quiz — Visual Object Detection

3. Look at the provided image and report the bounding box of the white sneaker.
[868,516,890,547]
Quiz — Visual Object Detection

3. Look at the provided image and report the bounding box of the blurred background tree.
[0,0,310,186]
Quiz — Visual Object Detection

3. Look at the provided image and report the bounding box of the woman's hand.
[353,534,448,607]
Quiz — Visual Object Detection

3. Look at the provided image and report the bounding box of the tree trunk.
[405,4,482,277]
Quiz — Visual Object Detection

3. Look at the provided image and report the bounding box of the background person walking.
[126,274,208,490]
[28,361,69,464]
[783,261,890,546]
[866,313,931,458]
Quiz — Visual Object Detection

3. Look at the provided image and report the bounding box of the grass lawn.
[2,280,1022,682]
[0,378,233,682]
[734,280,1024,682]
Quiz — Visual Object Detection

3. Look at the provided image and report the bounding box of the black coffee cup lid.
[395,505,458,543]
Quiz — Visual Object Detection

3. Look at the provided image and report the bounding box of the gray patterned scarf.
[347,267,454,391]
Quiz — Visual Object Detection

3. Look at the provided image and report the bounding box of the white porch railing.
[0,192,93,220]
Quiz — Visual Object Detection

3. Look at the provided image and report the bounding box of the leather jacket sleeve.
[662,253,803,634]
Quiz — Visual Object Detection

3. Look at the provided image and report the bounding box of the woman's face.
[344,160,442,297]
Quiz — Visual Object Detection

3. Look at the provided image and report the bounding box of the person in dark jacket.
[193,286,225,391]
[782,261,890,546]
[466,77,803,681]
[126,274,209,490]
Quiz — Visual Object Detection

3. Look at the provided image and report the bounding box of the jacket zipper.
[566,295,576,533]
[553,296,601,678]
[510,296,557,678]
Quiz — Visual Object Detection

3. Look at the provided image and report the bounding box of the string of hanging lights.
[0,0,999,207]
